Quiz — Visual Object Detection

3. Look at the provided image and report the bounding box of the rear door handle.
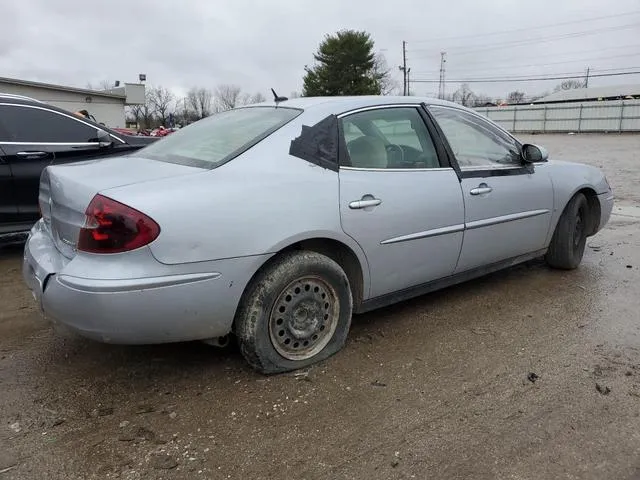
[16,151,48,159]
[349,198,382,209]
[470,183,493,195]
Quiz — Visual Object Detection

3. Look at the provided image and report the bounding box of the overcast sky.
[2,0,639,101]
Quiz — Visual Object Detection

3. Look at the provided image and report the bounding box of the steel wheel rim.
[269,275,340,361]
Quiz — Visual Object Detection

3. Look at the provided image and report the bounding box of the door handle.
[16,151,48,159]
[470,183,493,195]
[349,198,382,209]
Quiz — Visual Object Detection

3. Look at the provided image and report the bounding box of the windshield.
[137,106,302,168]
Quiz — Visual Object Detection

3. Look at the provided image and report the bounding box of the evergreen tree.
[302,30,386,96]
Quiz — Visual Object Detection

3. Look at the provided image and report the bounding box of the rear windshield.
[137,106,302,168]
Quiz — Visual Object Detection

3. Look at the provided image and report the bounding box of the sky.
[2,0,640,102]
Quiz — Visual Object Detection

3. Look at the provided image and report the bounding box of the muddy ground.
[1,133,639,480]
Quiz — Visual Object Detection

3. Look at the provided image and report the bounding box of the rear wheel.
[235,251,353,374]
[546,193,589,270]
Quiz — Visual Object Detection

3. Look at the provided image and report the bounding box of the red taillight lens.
[77,194,160,254]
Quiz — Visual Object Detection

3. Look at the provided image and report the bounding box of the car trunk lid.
[39,156,203,258]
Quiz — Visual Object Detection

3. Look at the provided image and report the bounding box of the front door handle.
[349,198,382,209]
[470,183,493,195]
[16,151,48,159]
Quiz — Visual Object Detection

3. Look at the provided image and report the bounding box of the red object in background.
[151,127,174,137]
[111,127,137,136]
[112,127,152,136]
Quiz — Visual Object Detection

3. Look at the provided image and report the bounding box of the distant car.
[150,127,174,137]
[22,96,614,374]
[0,94,159,239]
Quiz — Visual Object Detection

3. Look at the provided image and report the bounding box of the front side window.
[429,106,522,168]
[0,105,99,143]
[340,107,441,169]
[137,106,302,168]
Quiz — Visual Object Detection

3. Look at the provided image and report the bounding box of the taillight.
[77,194,160,254]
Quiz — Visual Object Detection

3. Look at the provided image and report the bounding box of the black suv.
[0,94,158,240]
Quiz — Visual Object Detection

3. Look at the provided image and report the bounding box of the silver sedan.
[22,96,614,373]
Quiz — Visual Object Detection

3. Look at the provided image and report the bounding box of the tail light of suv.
[77,194,160,253]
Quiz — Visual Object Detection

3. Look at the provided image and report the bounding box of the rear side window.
[0,105,98,143]
[137,106,302,168]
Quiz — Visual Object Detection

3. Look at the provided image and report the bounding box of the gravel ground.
[1,133,639,480]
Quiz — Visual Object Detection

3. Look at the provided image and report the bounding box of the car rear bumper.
[23,220,268,344]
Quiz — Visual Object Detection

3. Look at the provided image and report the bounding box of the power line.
[425,69,607,81]
[408,10,640,44]
[408,22,640,56]
[411,62,640,77]
[407,45,640,69]
[411,70,640,84]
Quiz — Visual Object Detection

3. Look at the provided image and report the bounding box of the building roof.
[0,76,126,99]
[534,84,640,103]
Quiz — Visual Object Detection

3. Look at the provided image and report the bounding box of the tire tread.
[235,251,352,374]
[546,193,589,270]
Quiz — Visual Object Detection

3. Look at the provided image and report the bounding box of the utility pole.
[406,68,411,96]
[438,51,447,99]
[403,41,407,96]
[398,41,408,95]
[584,67,590,88]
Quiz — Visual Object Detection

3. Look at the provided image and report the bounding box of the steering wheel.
[385,144,404,165]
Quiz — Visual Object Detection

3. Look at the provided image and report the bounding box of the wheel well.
[577,187,601,235]
[283,238,365,309]
[231,239,365,334]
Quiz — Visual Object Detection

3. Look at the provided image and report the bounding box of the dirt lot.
[1,133,639,480]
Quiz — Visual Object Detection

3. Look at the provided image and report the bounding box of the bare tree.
[128,91,156,130]
[452,83,476,107]
[214,84,243,111]
[149,86,174,125]
[374,53,400,96]
[249,92,266,103]
[187,87,213,119]
[473,94,494,107]
[554,80,584,92]
[506,90,526,104]
[86,80,114,91]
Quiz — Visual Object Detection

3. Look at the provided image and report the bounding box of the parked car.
[150,126,175,137]
[0,94,159,239]
[22,96,614,374]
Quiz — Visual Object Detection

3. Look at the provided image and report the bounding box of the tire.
[545,193,589,270]
[235,251,353,374]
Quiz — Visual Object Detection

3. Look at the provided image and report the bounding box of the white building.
[0,76,145,128]
[532,84,640,104]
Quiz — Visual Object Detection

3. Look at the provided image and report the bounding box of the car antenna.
[271,88,288,106]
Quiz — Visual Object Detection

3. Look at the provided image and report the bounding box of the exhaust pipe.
[202,335,230,348]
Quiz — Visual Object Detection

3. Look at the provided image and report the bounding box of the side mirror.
[522,144,548,163]
[96,129,113,148]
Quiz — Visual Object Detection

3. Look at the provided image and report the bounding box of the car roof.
[251,95,470,114]
[0,93,45,105]
[0,93,124,138]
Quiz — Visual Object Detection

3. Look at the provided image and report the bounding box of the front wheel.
[546,193,590,270]
[235,251,353,374]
